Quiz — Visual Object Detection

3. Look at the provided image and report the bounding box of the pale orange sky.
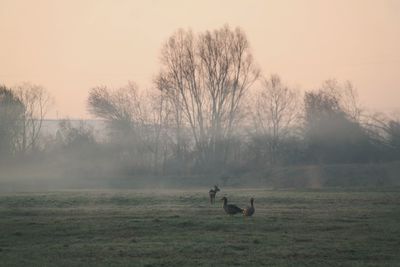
[1,0,399,118]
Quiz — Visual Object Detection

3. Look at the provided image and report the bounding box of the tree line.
[1,25,399,178]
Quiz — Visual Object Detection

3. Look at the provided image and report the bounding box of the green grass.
[1,188,400,266]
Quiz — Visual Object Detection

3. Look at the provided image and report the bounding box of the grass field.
[1,188,400,266]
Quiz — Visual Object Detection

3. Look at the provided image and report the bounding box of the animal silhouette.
[221,196,243,215]
[243,198,255,217]
[209,185,220,204]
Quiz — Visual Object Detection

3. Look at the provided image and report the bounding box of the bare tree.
[156,25,259,166]
[252,75,300,164]
[144,88,178,174]
[56,119,96,148]
[154,75,188,164]
[87,82,145,133]
[363,112,400,152]
[87,82,166,172]
[13,83,52,153]
[319,79,362,122]
[303,81,374,163]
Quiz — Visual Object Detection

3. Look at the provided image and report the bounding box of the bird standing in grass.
[243,198,255,217]
[221,196,243,215]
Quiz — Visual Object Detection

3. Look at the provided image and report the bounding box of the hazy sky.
[1,0,399,118]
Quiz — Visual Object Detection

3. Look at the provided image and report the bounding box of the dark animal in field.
[209,185,220,204]
[221,196,243,215]
[243,198,255,217]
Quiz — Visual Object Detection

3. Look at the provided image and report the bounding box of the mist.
[1,26,399,192]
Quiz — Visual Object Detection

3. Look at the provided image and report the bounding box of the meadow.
[1,188,400,266]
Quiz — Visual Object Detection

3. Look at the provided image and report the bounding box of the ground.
[0,188,400,266]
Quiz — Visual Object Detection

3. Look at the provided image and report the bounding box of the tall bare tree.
[154,76,188,164]
[252,75,300,164]
[13,83,52,153]
[156,25,259,166]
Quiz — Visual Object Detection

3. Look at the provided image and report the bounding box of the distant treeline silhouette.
[1,26,399,182]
